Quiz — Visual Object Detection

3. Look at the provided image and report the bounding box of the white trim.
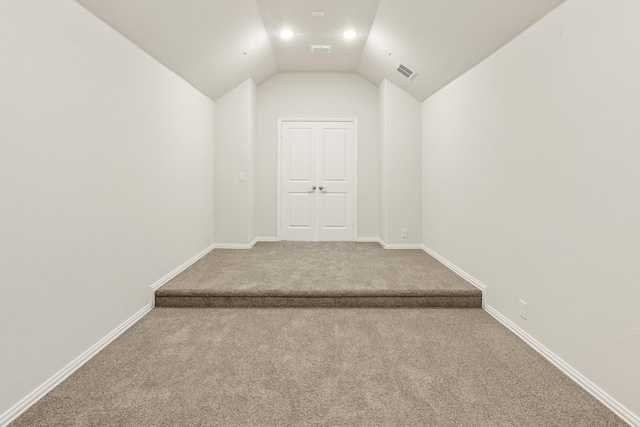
[369,238,424,250]
[0,303,153,427]
[382,243,424,249]
[277,118,360,122]
[151,243,215,291]
[213,242,256,249]
[256,236,279,242]
[484,305,639,427]
[213,237,280,248]
[421,245,487,292]
[353,122,359,240]
[417,244,637,426]
[277,118,359,242]
[356,237,384,244]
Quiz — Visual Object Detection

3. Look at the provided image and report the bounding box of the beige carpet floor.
[12,308,623,426]
[156,242,482,307]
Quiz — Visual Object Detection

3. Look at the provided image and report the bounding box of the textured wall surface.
[0,0,214,416]
[379,80,422,245]
[422,0,640,417]
[214,79,256,245]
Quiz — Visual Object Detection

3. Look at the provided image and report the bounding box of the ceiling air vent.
[310,44,332,54]
[397,63,417,80]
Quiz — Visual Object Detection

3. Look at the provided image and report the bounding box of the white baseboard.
[0,303,153,427]
[484,305,639,426]
[256,236,279,242]
[151,243,215,291]
[419,244,637,425]
[361,238,423,249]
[383,243,424,249]
[215,237,280,248]
[421,245,487,292]
[213,242,256,249]
[355,237,383,244]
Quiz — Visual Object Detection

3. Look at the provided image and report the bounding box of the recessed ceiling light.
[312,11,325,17]
[343,30,357,40]
[280,29,294,39]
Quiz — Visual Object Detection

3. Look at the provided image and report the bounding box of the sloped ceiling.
[74,0,278,101]
[75,0,565,101]
[359,0,567,101]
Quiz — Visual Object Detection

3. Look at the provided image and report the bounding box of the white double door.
[280,121,355,241]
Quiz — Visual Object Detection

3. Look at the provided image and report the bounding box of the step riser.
[155,296,482,308]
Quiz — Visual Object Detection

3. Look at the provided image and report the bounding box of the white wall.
[379,80,422,246]
[422,0,640,419]
[0,0,214,418]
[214,79,256,245]
[256,73,379,239]
[378,83,388,243]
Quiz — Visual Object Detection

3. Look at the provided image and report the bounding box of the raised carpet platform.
[155,242,482,308]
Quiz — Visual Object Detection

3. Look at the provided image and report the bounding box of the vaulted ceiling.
[75,0,565,101]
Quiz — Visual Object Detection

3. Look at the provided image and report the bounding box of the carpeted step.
[155,242,484,308]
[155,289,482,308]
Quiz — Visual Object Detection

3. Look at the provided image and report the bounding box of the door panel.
[289,194,314,227]
[280,121,354,241]
[322,129,347,181]
[322,193,347,227]
[288,129,313,181]
[318,123,354,241]
[281,123,317,241]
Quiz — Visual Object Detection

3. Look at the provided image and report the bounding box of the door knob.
[319,186,325,191]
[311,186,317,190]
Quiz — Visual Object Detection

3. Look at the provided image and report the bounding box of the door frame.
[277,117,359,241]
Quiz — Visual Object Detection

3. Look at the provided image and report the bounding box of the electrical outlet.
[519,300,527,320]
[207,230,211,241]
[401,228,408,238]
[238,171,246,181]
